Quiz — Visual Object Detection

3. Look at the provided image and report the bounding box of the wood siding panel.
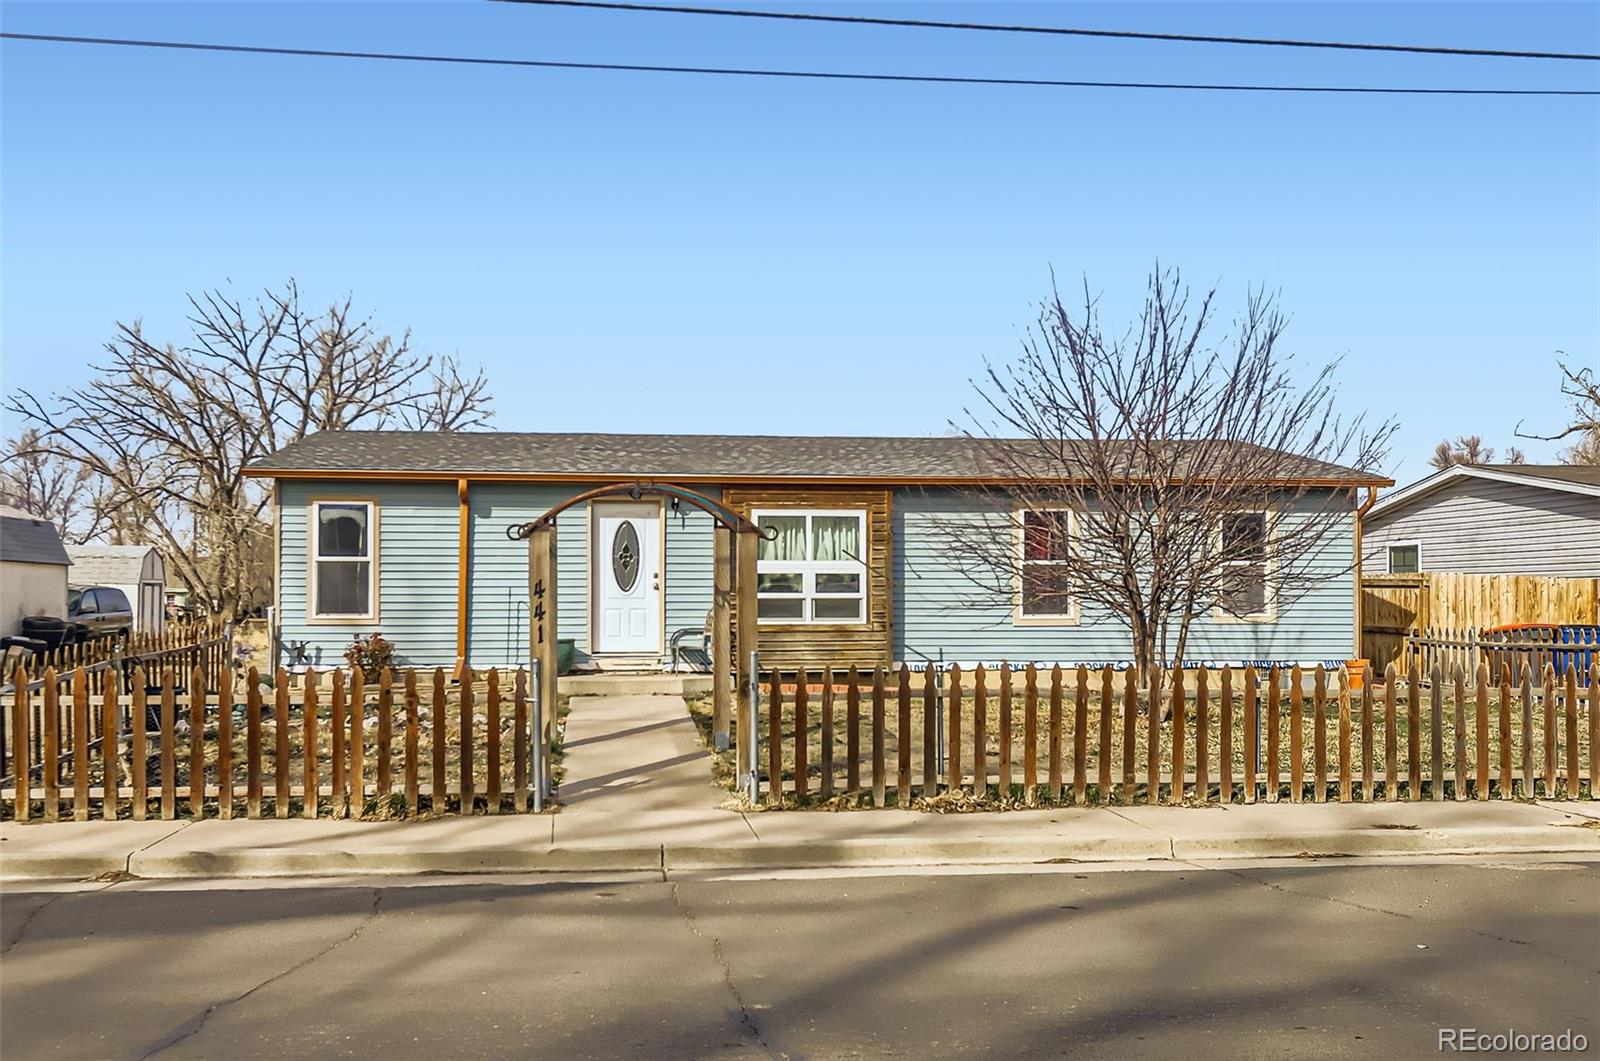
[724,487,893,671]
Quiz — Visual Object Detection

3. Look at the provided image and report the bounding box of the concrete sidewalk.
[3,690,1598,880]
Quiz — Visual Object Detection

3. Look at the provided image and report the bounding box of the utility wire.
[3,32,1597,95]
[498,0,1600,62]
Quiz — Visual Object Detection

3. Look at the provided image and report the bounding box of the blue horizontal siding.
[278,481,459,669]
[466,484,589,669]
[893,488,1356,666]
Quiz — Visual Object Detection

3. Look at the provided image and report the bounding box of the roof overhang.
[1368,463,1600,521]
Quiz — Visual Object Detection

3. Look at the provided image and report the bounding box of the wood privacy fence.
[747,661,1597,807]
[2,665,551,822]
[1362,572,1599,671]
[1407,626,1598,686]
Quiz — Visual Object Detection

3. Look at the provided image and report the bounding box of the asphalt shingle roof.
[0,514,71,567]
[247,431,1388,484]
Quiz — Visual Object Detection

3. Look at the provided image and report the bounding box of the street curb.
[4,827,1595,881]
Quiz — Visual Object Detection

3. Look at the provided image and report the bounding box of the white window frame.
[308,499,379,623]
[1014,507,1080,624]
[752,507,868,626]
[1387,540,1422,574]
[1214,508,1276,623]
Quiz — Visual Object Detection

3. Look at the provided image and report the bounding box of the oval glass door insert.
[612,520,641,592]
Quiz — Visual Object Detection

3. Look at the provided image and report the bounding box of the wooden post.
[1267,665,1280,806]
[922,665,937,798]
[131,670,147,821]
[246,667,262,819]
[821,666,836,799]
[10,666,29,822]
[161,668,177,820]
[895,665,910,802]
[485,668,502,813]
[274,669,290,818]
[1337,667,1351,803]
[303,670,319,819]
[406,670,421,812]
[734,526,758,783]
[73,667,90,820]
[870,667,886,807]
[43,668,59,822]
[1243,666,1258,804]
[1289,665,1304,804]
[1048,664,1063,803]
[377,667,394,801]
[102,669,119,821]
[945,664,961,793]
[998,662,1013,797]
[529,523,560,757]
[712,524,733,750]
[796,667,811,800]
[1023,664,1038,804]
[846,665,861,797]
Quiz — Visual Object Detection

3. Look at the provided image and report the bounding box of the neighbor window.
[1018,509,1075,619]
[753,509,867,623]
[311,501,376,618]
[1388,543,1420,574]
[1219,511,1271,618]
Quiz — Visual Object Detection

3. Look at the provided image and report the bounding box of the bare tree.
[941,268,1392,677]
[1429,435,1524,469]
[0,429,108,542]
[1517,358,1599,465]
[6,280,494,618]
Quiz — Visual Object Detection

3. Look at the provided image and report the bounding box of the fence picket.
[973,664,987,796]
[1024,664,1038,804]
[1195,668,1210,804]
[1312,665,1326,804]
[1590,662,1598,797]
[275,669,290,818]
[378,668,394,802]
[131,670,147,821]
[945,664,960,794]
[1048,664,1063,803]
[1452,664,1467,801]
[303,671,320,818]
[922,665,937,798]
[1384,664,1398,801]
[1219,667,1232,804]
[998,662,1012,796]
[1289,665,1303,804]
[350,669,368,812]
[870,667,886,807]
[1475,663,1489,800]
[1543,665,1557,798]
[1337,667,1351,803]
[1498,663,1512,797]
[512,669,527,812]
[330,670,346,817]
[10,666,30,822]
[796,667,811,801]
[1408,661,1422,801]
[102,670,119,821]
[1430,664,1445,802]
[1112,667,1126,805]
[42,669,59,822]
[1565,664,1580,799]
[460,670,475,812]
[768,671,783,805]
[246,667,262,818]
[1073,666,1088,805]
[846,666,861,798]
[894,664,909,802]
[1359,668,1372,802]
[485,668,501,814]
[73,667,89,820]
[822,667,836,800]
[1520,664,1534,798]
[161,668,176,820]
[1243,666,1258,803]
[406,671,421,812]
[1266,666,1281,803]
[217,665,232,819]
[1147,667,1161,806]
[1170,668,1186,806]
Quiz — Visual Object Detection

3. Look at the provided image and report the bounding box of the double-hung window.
[754,509,867,624]
[1219,511,1271,618]
[1018,509,1075,620]
[311,501,376,619]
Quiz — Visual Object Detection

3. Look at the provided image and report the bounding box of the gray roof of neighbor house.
[0,513,72,567]
[1368,462,1600,520]
[65,545,163,586]
[246,431,1389,485]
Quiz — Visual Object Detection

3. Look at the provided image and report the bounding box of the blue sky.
[2,1,1596,483]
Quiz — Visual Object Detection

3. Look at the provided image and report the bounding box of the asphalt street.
[2,858,1596,1060]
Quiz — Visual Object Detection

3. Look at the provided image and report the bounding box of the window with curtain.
[312,501,376,618]
[1219,511,1271,617]
[1019,509,1075,618]
[753,508,867,623]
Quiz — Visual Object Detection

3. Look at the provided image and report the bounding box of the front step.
[557,673,713,697]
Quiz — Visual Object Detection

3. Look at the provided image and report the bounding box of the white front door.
[592,501,662,655]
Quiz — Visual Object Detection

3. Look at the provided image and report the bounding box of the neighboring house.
[0,505,71,638]
[1364,464,1600,578]
[64,544,168,633]
[246,431,1386,672]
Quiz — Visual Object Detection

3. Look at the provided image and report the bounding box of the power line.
[498,0,1600,62]
[3,32,1597,95]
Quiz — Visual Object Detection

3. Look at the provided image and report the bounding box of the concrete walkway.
[3,690,1598,880]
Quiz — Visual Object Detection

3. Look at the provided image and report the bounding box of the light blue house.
[248,431,1383,674]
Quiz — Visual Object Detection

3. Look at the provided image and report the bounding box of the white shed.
[65,544,168,634]
[0,507,72,638]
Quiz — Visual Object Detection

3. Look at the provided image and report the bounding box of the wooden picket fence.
[749,660,1598,807]
[1,620,230,681]
[1406,625,1597,686]
[2,665,551,822]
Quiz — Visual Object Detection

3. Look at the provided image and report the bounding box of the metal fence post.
[531,657,545,813]
[747,650,761,803]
